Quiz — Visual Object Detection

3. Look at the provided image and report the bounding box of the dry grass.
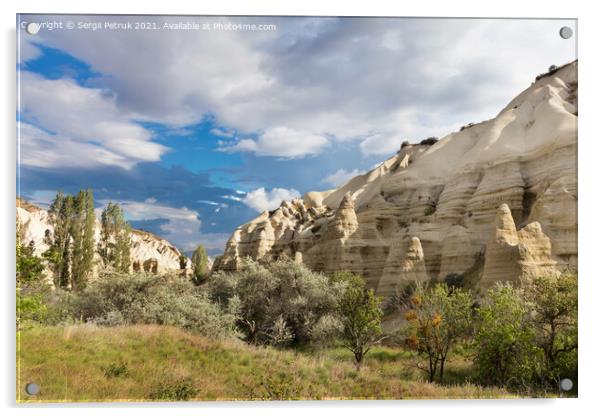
[18,325,517,402]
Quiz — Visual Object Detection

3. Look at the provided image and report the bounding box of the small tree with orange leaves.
[403,283,474,382]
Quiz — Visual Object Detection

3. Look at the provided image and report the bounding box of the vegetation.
[403,283,474,382]
[99,202,131,273]
[43,190,96,290]
[191,244,210,284]
[419,137,439,146]
[334,272,385,370]
[18,325,516,402]
[16,197,578,401]
[206,259,344,347]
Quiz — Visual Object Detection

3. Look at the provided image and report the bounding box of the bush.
[419,137,439,146]
[149,377,198,401]
[72,271,240,339]
[205,258,344,346]
[525,273,578,386]
[334,271,384,369]
[403,283,474,382]
[474,283,543,389]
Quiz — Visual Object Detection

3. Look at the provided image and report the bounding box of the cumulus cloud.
[100,199,202,251]
[322,168,363,187]
[24,16,576,160]
[242,187,301,212]
[220,126,329,158]
[19,72,167,169]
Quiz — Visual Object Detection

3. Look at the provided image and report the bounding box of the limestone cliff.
[16,198,190,283]
[214,61,578,297]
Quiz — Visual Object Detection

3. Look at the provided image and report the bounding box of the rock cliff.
[17,198,190,283]
[214,61,578,297]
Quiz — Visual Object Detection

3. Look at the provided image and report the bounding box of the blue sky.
[17,16,576,255]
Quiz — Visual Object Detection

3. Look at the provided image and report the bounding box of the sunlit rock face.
[214,62,578,298]
[17,198,190,284]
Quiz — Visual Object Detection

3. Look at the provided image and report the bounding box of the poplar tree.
[99,202,131,273]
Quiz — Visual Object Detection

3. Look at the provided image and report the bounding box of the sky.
[17,15,576,255]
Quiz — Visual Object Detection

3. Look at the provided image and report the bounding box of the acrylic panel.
[16,15,578,402]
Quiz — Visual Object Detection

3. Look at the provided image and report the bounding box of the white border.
[2,1,600,415]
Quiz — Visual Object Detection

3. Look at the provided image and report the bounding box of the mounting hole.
[559,26,573,40]
[25,382,40,395]
[559,378,573,392]
[25,22,40,35]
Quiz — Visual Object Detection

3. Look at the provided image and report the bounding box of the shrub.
[419,137,439,146]
[474,283,543,389]
[102,361,129,378]
[525,273,578,386]
[149,377,198,401]
[424,206,436,216]
[72,271,240,339]
[403,283,474,382]
[334,271,384,370]
[205,258,344,346]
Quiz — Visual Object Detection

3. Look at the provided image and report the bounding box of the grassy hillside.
[17,325,515,402]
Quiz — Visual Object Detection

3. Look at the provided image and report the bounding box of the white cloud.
[220,126,329,158]
[360,133,403,156]
[99,199,202,251]
[22,17,576,162]
[322,168,363,187]
[242,187,301,212]
[19,72,167,169]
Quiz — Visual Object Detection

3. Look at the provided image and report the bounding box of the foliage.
[19,325,517,402]
[424,205,436,216]
[403,283,474,382]
[474,283,543,389]
[99,202,131,273]
[16,237,45,287]
[149,377,198,401]
[43,190,96,290]
[191,244,209,284]
[419,137,439,146]
[334,271,384,370]
[525,273,578,385]
[71,271,240,339]
[205,258,343,347]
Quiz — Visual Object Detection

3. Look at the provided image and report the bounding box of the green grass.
[17,325,517,402]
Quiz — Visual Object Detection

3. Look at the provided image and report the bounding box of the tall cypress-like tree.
[44,190,96,290]
[99,202,131,273]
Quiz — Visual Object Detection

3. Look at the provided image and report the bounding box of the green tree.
[205,259,342,346]
[43,190,97,290]
[403,283,474,382]
[44,191,73,288]
[334,271,384,370]
[474,283,543,388]
[525,273,578,384]
[16,220,45,286]
[70,190,96,290]
[99,202,131,273]
[191,245,209,283]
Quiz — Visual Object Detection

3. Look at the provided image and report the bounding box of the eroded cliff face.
[214,62,578,297]
[16,199,190,283]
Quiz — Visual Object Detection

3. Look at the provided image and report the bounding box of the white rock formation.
[214,62,578,297]
[17,198,190,283]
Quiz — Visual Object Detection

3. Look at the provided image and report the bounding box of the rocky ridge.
[214,61,578,297]
[16,198,190,283]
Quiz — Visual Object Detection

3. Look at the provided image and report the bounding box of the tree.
[474,283,543,388]
[16,220,45,286]
[44,191,73,288]
[205,259,343,347]
[334,271,384,370]
[403,283,474,382]
[99,202,131,273]
[70,189,96,290]
[525,273,578,384]
[44,190,96,290]
[191,245,209,283]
